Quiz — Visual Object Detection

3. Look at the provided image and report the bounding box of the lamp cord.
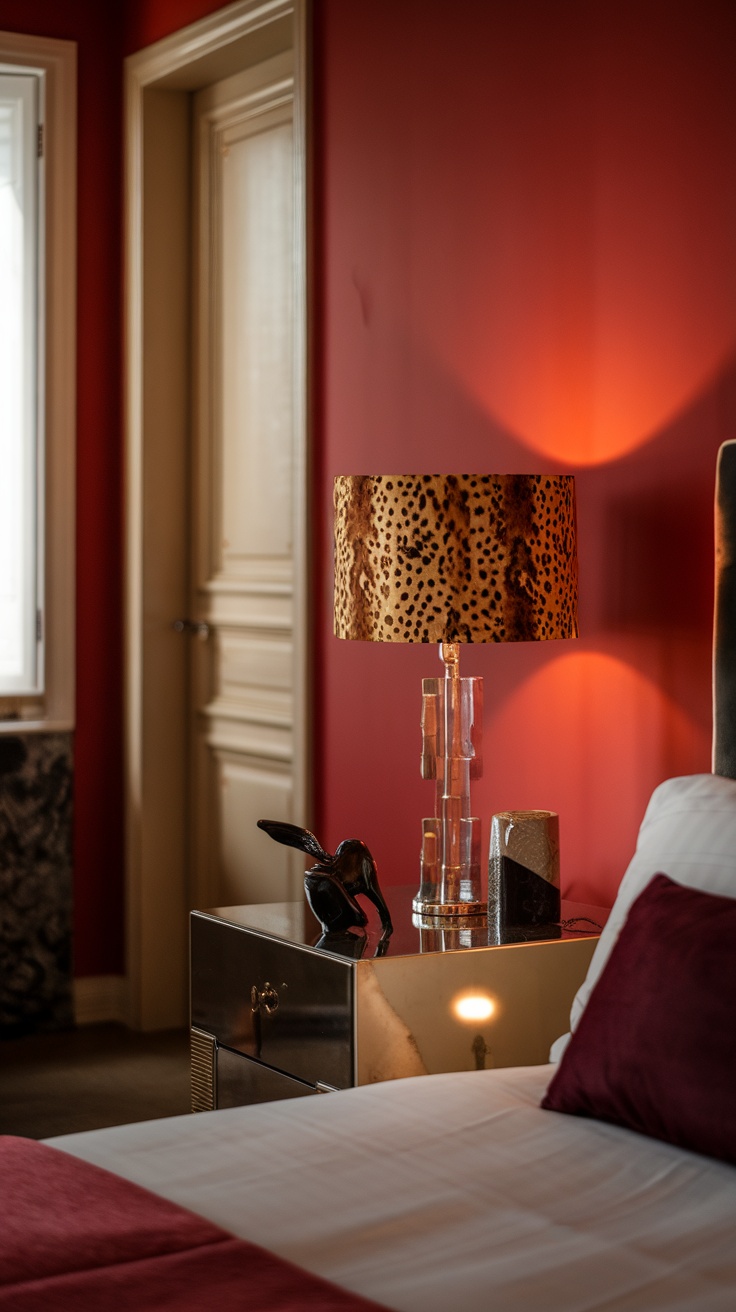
[558,916,604,933]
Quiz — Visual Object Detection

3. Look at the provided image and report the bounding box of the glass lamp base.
[416,645,484,920]
[416,816,484,917]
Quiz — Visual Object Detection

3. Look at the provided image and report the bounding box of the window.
[0,72,41,697]
[0,34,76,728]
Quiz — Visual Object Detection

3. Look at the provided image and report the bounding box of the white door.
[188,54,305,912]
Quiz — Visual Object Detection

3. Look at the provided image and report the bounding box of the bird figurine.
[256,820,393,940]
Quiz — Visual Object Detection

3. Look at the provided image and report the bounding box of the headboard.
[713,439,736,779]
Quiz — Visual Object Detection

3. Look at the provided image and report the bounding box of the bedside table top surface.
[195,885,608,963]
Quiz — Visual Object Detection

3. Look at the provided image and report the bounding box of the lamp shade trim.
[333,473,578,644]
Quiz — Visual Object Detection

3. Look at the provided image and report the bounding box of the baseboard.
[73,975,131,1027]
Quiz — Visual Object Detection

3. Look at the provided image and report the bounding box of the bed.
[3,442,736,1310]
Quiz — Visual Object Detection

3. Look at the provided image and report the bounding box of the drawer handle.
[250,982,280,1016]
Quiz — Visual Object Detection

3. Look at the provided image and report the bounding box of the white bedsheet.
[50,1065,736,1311]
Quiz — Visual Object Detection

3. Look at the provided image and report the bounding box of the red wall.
[314,0,736,905]
[123,0,228,55]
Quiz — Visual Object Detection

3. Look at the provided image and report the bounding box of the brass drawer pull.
[250,982,280,1016]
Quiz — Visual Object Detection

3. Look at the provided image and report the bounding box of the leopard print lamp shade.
[333,474,578,645]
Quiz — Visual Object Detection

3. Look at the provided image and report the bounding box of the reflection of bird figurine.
[256,820,393,939]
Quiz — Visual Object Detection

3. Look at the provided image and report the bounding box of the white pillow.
[550,773,736,1062]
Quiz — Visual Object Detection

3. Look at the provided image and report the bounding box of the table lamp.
[333,474,578,918]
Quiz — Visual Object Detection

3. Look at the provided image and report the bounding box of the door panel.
[216,755,294,905]
[219,112,294,564]
[191,55,303,913]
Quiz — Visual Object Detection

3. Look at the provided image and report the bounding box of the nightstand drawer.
[217,1045,316,1106]
[191,911,354,1089]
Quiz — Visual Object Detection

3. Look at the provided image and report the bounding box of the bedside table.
[190,887,605,1111]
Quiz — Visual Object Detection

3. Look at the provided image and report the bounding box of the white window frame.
[0,33,76,732]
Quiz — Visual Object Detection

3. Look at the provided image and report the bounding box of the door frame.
[124,0,310,1029]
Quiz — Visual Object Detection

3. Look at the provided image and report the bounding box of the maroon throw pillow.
[542,872,736,1165]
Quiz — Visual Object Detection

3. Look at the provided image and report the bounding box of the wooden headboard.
[713,440,736,779]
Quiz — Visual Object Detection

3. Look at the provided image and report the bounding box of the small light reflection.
[453,994,495,1022]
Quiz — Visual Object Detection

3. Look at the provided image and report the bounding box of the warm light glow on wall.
[440,340,734,468]
[453,993,496,1023]
[484,649,710,905]
[490,647,704,772]
[449,355,732,468]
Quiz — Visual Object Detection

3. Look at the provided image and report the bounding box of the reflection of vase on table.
[488,811,560,935]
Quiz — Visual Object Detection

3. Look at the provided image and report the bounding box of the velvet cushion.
[542,873,736,1165]
[551,773,736,1062]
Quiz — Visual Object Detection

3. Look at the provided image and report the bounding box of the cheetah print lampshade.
[334,474,578,644]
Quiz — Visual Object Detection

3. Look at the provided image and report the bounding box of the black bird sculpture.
[256,820,393,939]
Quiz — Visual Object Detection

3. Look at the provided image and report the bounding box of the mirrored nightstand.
[190,887,605,1110]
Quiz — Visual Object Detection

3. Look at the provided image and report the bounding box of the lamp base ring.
[412,895,486,919]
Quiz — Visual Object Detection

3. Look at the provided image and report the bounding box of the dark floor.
[0,1024,191,1139]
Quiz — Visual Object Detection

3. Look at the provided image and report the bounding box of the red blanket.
[0,1136,386,1310]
